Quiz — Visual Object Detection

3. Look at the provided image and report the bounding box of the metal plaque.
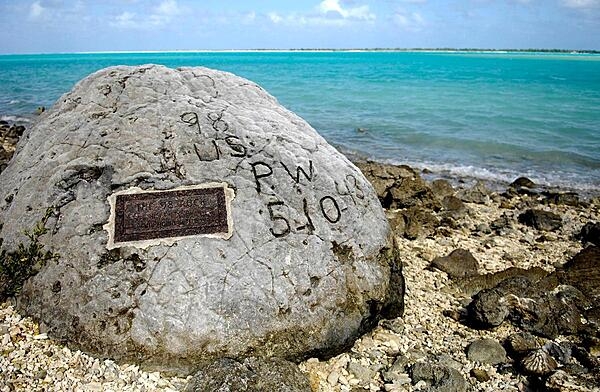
[106,184,233,247]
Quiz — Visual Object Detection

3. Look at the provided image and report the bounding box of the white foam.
[0,115,32,123]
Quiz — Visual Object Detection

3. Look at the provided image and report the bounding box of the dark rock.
[430,179,455,199]
[510,177,536,189]
[391,206,439,240]
[469,368,490,382]
[185,357,311,392]
[543,191,580,207]
[551,246,600,303]
[441,196,467,219]
[577,222,600,247]
[467,273,587,339]
[468,288,509,327]
[453,266,548,296]
[410,362,468,392]
[430,248,479,279]
[518,209,562,231]
[506,178,538,196]
[457,180,491,204]
[490,213,515,234]
[356,161,440,210]
[505,332,543,359]
[585,306,600,326]
[466,338,507,365]
[544,341,572,365]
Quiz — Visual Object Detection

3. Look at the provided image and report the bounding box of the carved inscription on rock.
[104,183,235,249]
[179,108,367,238]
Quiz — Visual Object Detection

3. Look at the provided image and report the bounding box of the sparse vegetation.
[0,207,58,301]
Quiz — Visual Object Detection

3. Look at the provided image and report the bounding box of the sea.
[1,51,599,195]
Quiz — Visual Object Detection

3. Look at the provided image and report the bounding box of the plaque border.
[103,182,235,250]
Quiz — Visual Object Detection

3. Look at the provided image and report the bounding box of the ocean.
[1,51,599,194]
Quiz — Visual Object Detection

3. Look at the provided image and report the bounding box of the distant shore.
[2,48,600,56]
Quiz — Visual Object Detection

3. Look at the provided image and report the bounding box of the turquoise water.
[1,51,599,193]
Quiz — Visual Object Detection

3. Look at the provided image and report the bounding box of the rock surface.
[184,357,311,392]
[466,338,507,365]
[518,209,562,231]
[430,248,479,279]
[0,65,402,373]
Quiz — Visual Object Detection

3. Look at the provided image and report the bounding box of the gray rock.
[356,162,440,210]
[410,362,468,392]
[466,338,507,365]
[184,357,311,392]
[430,248,479,279]
[490,213,515,234]
[457,180,491,205]
[543,191,580,207]
[518,209,562,231]
[430,179,455,199]
[402,207,439,240]
[0,65,403,373]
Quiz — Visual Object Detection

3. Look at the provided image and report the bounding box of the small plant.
[0,207,58,301]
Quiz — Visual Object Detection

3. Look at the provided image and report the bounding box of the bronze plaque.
[113,186,230,243]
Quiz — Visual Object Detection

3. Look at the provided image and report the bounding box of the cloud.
[29,1,45,19]
[267,0,375,27]
[393,10,426,32]
[318,0,375,21]
[111,0,181,29]
[561,0,600,8]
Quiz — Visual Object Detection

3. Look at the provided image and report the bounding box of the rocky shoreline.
[1,119,599,391]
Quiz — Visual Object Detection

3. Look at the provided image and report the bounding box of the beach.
[2,116,599,391]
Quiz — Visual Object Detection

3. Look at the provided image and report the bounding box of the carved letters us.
[179,109,351,238]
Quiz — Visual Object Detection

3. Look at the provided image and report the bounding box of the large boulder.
[0,65,403,373]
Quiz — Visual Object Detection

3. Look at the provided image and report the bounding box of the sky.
[0,0,599,53]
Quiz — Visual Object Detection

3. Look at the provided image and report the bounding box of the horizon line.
[1,48,600,56]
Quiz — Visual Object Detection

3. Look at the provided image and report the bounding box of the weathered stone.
[518,209,562,231]
[440,196,466,220]
[467,273,586,339]
[356,161,440,210]
[510,177,536,189]
[505,332,543,358]
[490,213,515,234]
[410,362,468,392]
[184,357,311,392]
[402,207,439,240]
[0,65,403,373]
[430,248,479,279]
[466,338,507,365]
[457,180,491,204]
[543,191,580,207]
[550,246,600,303]
[430,179,454,199]
[577,222,600,247]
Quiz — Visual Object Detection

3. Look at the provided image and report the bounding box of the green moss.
[0,207,58,301]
